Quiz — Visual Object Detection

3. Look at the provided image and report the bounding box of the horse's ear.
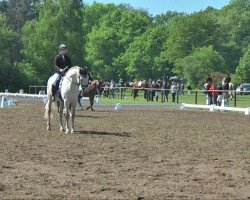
[79,67,88,76]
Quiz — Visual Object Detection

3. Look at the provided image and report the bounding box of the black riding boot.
[51,85,57,101]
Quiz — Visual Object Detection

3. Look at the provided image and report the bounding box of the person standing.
[171,82,178,102]
[163,80,170,102]
[51,44,72,101]
[187,84,192,95]
[222,77,230,106]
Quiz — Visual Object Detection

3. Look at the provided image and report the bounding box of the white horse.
[45,66,89,134]
[229,82,234,100]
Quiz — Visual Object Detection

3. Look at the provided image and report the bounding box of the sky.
[84,0,231,15]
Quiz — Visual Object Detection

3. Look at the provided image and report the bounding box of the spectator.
[103,82,109,98]
[209,83,218,105]
[222,77,229,106]
[163,80,170,102]
[109,79,115,99]
[154,80,162,101]
[217,83,223,106]
[142,80,150,101]
[226,74,231,83]
[240,83,244,96]
[206,74,212,84]
[179,83,184,95]
[187,84,192,95]
[171,82,178,102]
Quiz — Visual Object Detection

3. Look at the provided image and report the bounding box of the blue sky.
[84,0,231,15]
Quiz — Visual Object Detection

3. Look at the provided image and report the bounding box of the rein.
[64,75,81,86]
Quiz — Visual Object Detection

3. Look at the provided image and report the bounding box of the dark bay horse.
[78,80,101,111]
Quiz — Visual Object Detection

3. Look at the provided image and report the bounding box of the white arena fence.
[181,103,250,116]
[0,92,99,106]
[0,89,249,116]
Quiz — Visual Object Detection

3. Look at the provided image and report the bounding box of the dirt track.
[0,104,249,199]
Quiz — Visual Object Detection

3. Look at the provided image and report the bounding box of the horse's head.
[88,80,101,91]
[79,66,88,76]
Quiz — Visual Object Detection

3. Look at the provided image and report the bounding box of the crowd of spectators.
[98,78,188,103]
[203,74,232,106]
[95,74,235,106]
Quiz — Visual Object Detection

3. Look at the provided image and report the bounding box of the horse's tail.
[45,100,59,118]
[45,102,49,119]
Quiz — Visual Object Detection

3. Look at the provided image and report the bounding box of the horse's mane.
[68,66,81,72]
[65,66,82,77]
[90,80,100,91]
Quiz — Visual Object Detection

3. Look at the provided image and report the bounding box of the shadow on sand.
[75,115,99,119]
[76,130,131,137]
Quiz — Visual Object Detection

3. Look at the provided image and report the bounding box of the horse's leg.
[45,99,52,130]
[59,100,64,132]
[87,95,95,111]
[64,101,70,134]
[78,94,84,110]
[70,103,77,134]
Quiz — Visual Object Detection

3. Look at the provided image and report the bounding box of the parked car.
[236,83,250,95]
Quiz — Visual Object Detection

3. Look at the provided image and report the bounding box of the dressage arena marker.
[181,103,250,116]
[1,96,9,108]
[114,103,122,110]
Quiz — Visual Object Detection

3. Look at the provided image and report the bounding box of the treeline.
[0,0,250,92]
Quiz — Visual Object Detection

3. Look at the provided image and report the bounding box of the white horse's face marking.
[78,75,87,86]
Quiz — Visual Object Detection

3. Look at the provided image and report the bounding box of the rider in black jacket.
[51,44,72,101]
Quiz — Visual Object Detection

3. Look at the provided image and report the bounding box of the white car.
[236,83,250,95]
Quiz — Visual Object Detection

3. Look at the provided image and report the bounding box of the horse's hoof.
[71,130,74,134]
[65,130,69,134]
[47,126,51,131]
[60,126,64,132]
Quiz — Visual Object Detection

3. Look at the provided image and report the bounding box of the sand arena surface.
[0,104,249,199]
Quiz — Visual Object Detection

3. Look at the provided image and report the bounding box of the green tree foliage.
[177,46,225,87]
[83,3,116,35]
[217,0,250,72]
[165,12,219,65]
[235,49,250,83]
[153,11,184,26]
[0,13,21,91]
[22,0,84,85]
[85,4,152,80]
[116,25,171,80]
[6,0,39,32]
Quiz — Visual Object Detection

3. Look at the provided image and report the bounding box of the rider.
[51,44,72,101]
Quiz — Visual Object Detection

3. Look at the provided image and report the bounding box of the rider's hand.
[60,69,64,72]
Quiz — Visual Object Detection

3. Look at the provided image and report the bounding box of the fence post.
[120,88,123,99]
[161,89,164,103]
[177,91,179,103]
[234,91,236,107]
[195,91,198,104]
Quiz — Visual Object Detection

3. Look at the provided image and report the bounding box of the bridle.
[64,73,88,88]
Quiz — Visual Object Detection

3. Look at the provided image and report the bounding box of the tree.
[217,0,250,72]
[115,25,171,80]
[22,0,84,85]
[235,49,250,83]
[177,46,225,87]
[4,0,39,32]
[0,13,21,91]
[85,4,152,80]
[165,12,219,64]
